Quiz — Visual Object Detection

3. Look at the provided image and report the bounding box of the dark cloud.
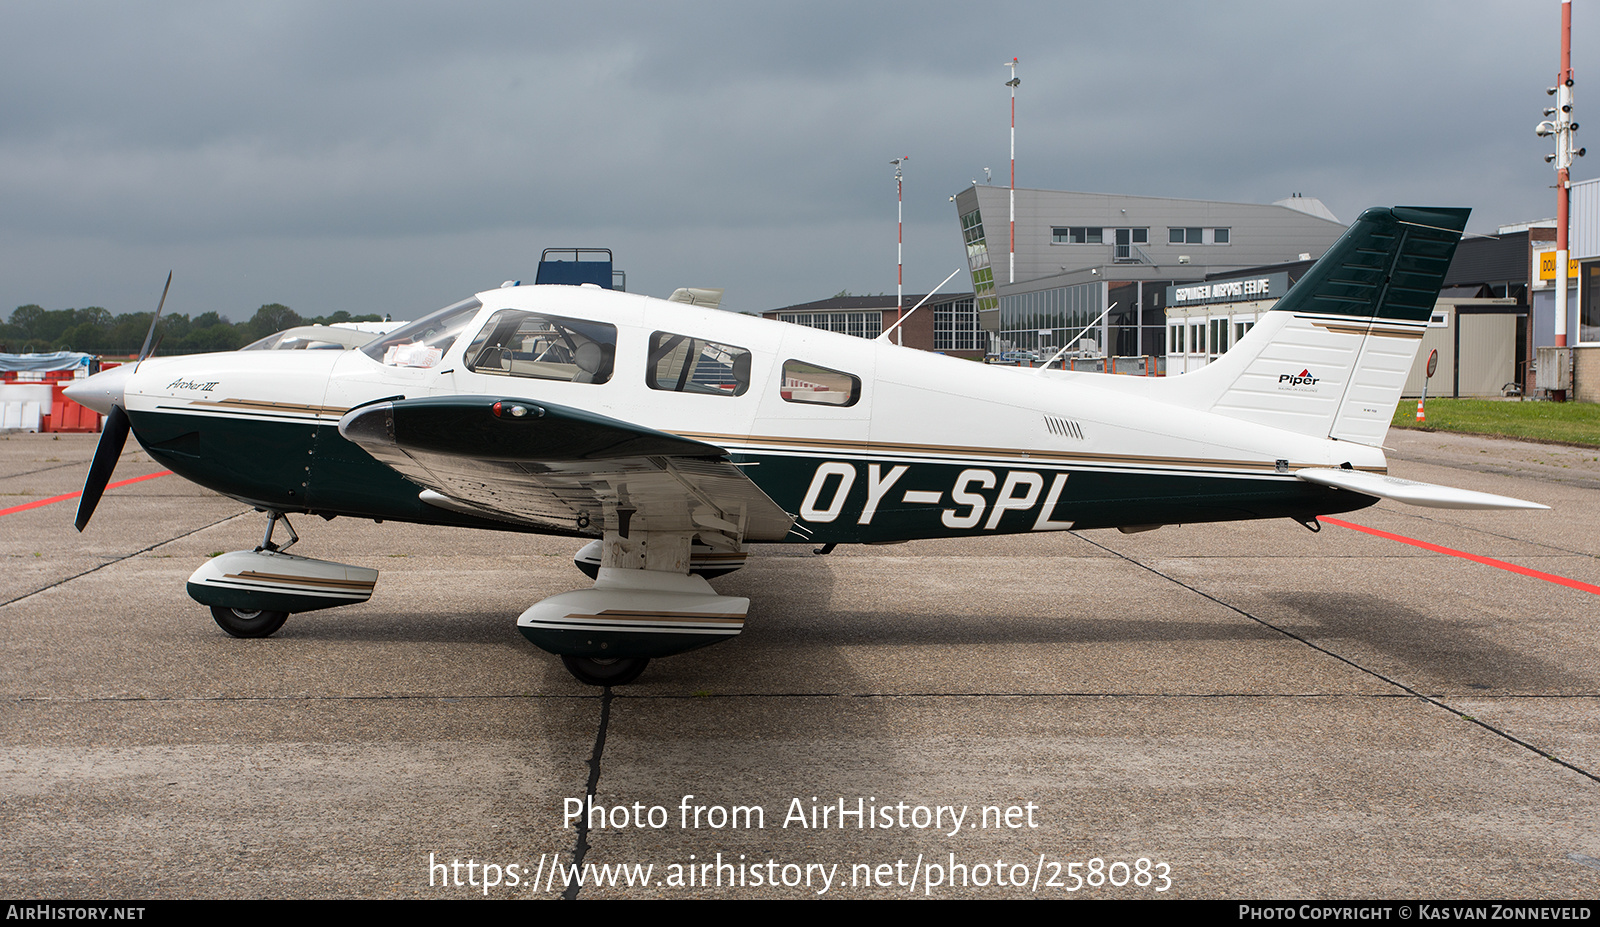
[0,1,1590,319]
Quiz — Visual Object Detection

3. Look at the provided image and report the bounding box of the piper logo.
[1278,369,1320,388]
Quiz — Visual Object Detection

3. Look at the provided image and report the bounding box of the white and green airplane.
[65,206,1544,686]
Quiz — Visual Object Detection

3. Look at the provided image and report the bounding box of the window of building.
[1583,262,1600,343]
[646,332,750,396]
[962,209,997,316]
[933,297,981,351]
[462,309,616,383]
[776,311,883,340]
[1210,318,1231,355]
[1052,226,1103,244]
[781,360,860,406]
[1169,227,1228,245]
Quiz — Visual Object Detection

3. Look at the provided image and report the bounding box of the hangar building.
[761,292,984,361]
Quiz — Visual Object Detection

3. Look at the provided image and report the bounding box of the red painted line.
[1321,516,1600,596]
[0,470,172,517]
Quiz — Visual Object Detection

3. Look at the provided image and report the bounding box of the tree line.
[1,303,385,356]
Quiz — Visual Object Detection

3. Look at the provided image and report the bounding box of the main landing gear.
[528,530,750,687]
[561,656,651,686]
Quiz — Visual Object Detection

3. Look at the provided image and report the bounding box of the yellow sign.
[1538,251,1579,280]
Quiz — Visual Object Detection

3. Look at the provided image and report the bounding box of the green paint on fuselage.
[130,410,533,532]
[130,409,1373,544]
[738,452,1375,544]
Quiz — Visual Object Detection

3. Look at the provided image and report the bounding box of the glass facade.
[996,282,1103,356]
[961,209,998,318]
[997,281,1172,358]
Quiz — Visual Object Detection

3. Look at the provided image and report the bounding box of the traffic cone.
[1415,399,1426,423]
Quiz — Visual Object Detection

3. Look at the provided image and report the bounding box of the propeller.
[134,271,171,373]
[73,272,170,531]
[74,405,130,531]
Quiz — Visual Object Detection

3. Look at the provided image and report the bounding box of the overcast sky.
[1,1,1593,322]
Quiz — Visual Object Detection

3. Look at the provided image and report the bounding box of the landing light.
[491,401,543,419]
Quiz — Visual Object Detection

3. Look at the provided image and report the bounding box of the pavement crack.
[1,457,97,480]
[562,686,613,900]
[0,508,251,611]
[13,693,605,703]
[1071,530,1600,787]
[1382,507,1599,560]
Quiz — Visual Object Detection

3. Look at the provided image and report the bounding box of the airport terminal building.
[951,186,1349,361]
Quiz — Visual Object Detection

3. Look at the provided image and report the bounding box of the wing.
[338,396,795,545]
[1295,468,1548,510]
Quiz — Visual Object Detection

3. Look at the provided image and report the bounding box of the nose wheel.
[561,656,649,686]
[210,605,290,638]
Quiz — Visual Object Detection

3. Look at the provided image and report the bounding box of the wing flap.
[339,397,795,540]
[1295,468,1548,510]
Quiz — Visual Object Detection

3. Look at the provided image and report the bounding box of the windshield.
[360,297,483,367]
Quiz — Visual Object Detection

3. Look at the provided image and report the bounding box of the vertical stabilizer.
[1166,206,1467,446]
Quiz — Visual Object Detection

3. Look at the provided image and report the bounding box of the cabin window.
[646,332,751,396]
[462,309,617,383]
[780,360,860,407]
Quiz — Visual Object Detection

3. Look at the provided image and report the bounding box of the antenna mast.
[1005,58,1020,284]
[891,156,909,345]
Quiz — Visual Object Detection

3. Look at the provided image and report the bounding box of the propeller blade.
[74,405,130,532]
[134,271,172,372]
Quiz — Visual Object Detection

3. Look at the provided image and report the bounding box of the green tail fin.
[1274,206,1469,323]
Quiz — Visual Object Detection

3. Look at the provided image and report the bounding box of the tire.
[210,605,289,639]
[561,655,649,686]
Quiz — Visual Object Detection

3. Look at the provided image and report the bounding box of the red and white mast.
[1005,58,1020,284]
[892,156,909,345]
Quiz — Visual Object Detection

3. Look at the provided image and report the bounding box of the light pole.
[1005,57,1020,285]
[891,156,909,345]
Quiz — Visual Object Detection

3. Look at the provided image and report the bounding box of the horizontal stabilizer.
[1296,468,1547,510]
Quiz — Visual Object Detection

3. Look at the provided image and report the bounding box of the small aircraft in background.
[66,206,1544,685]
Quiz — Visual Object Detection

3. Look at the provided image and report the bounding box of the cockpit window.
[646,332,750,397]
[462,309,617,384]
[781,360,860,406]
[360,297,483,367]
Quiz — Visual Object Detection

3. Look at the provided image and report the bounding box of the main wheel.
[561,655,650,686]
[210,605,289,639]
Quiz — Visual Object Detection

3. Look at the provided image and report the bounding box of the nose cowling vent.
[1044,415,1084,440]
